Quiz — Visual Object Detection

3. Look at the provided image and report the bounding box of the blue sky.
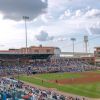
[0,0,100,52]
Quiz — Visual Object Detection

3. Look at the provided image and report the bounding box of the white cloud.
[59,10,72,20]
[75,10,83,17]
[60,8,100,19]
[41,14,48,23]
[89,28,100,35]
[35,30,54,41]
[56,37,68,41]
[84,9,100,18]
[65,10,71,17]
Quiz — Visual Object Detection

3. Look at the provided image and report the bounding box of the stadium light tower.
[71,38,76,56]
[23,16,29,54]
[84,35,88,53]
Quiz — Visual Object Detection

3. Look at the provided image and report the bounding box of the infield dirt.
[50,72,100,84]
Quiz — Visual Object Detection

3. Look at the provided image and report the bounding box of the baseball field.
[18,71,100,98]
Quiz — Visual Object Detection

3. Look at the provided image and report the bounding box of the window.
[47,49,50,53]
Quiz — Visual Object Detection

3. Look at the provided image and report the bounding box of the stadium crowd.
[0,77,86,100]
[0,57,99,76]
[0,57,99,100]
[32,58,99,73]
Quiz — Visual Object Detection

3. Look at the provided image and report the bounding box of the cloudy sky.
[0,0,100,52]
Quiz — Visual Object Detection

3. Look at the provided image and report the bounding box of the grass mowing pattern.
[18,72,100,98]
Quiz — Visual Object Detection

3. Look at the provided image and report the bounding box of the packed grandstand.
[0,57,99,77]
[0,77,87,100]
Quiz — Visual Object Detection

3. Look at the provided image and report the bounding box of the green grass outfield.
[17,71,100,98]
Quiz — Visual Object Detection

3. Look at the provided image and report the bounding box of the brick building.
[0,45,61,65]
[94,47,100,65]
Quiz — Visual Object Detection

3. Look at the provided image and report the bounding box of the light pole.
[71,38,76,56]
[23,16,29,54]
[17,58,20,82]
[84,35,88,53]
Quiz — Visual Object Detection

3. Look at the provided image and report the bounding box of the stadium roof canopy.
[0,54,52,59]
